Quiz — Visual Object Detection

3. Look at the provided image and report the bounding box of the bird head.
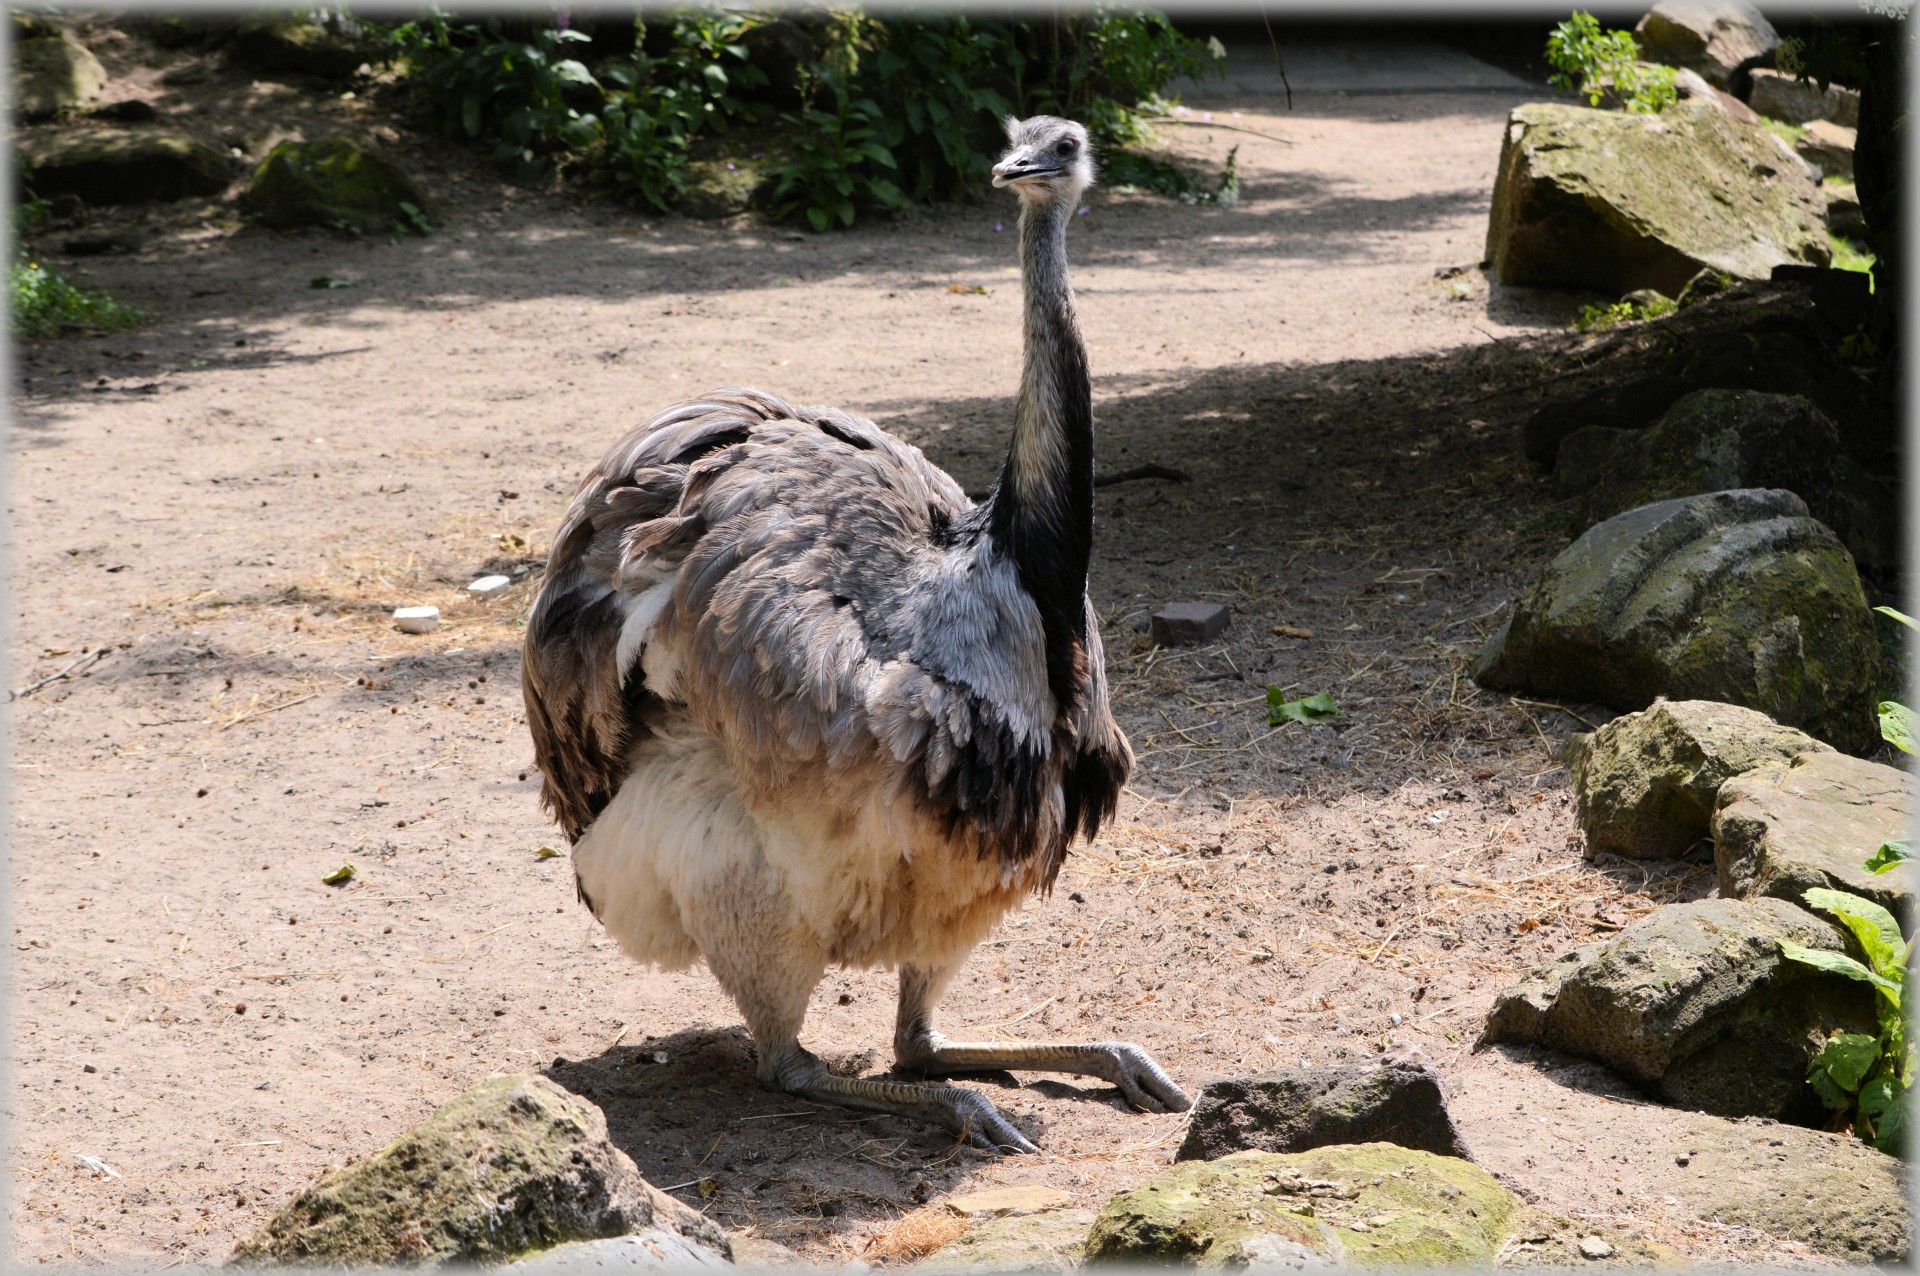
[991,115,1095,205]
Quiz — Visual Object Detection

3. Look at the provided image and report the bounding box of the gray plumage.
[522,116,1186,1152]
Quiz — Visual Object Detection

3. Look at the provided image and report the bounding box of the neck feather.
[987,196,1094,710]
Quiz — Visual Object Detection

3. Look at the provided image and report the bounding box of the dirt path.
[7,55,1842,1270]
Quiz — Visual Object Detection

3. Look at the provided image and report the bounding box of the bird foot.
[899,1038,1191,1114]
[771,1050,1038,1154]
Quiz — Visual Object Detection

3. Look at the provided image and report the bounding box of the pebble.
[393,605,439,634]
[1578,1236,1615,1259]
[467,574,511,599]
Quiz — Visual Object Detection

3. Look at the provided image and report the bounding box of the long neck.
[987,195,1094,710]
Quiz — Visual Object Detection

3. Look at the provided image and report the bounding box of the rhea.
[522,115,1188,1151]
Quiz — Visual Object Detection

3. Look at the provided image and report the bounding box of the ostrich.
[521,116,1188,1152]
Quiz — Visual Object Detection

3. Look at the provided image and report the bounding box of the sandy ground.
[5,37,1866,1270]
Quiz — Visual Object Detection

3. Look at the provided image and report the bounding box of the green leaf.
[321,862,357,886]
[1867,840,1914,874]
[1859,1075,1905,1141]
[1803,887,1905,978]
[1878,700,1914,754]
[1778,938,1901,1002]
[1267,689,1341,727]
[535,846,564,860]
[461,91,483,138]
[550,59,598,87]
[1875,605,1919,632]
[1811,1031,1882,1092]
[805,205,829,233]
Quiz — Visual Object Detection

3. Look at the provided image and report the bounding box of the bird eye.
[1055,139,1076,156]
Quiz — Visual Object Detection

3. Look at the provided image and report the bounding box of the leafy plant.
[1778,886,1912,1155]
[1574,293,1675,331]
[1268,689,1341,726]
[1866,841,1913,874]
[1875,605,1915,754]
[1830,233,1877,278]
[767,80,906,231]
[1545,10,1677,114]
[11,258,142,338]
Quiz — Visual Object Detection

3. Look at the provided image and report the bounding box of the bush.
[1545,10,1676,114]
[383,6,1223,227]
[10,175,141,338]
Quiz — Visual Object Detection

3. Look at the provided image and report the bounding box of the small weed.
[1830,233,1876,278]
[1545,11,1676,114]
[11,258,142,338]
[1762,117,1808,146]
[1573,294,1675,331]
[394,200,433,236]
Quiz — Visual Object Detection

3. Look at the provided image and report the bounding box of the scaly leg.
[689,884,1038,1153]
[893,964,1192,1113]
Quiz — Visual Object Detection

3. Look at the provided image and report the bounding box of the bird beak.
[992,150,1055,188]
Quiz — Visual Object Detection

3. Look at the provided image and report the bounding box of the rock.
[1635,0,1778,92]
[1499,1213,1677,1268]
[1748,68,1860,128]
[1523,377,1692,467]
[226,13,377,80]
[1668,326,1867,453]
[87,99,160,123]
[1150,602,1229,646]
[1796,119,1856,181]
[499,1231,734,1272]
[919,1209,1095,1272]
[1714,750,1915,926]
[14,34,109,120]
[1825,181,1867,240]
[1564,699,1830,860]
[1174,1061,1470,1163]
[1551,426,1632,499]
[18,127,227,204]
[243,135,437,235]
[229,1074,730,1267]
[1578,1235,1615,1259]
[1487,102,1827,297]
[1650,1113,1909,1261]
[729,1236,807,1266]
[680,157,765,219]
[61,229,143,257]
[1479,897,1878,1123]
[1084,1144,1517,1267]
[1470,489,1880,753]
[945,1186,1074,1218]
[1676,266,1734,307]
[1566,389,1844,533]
[1671,67,1760,125]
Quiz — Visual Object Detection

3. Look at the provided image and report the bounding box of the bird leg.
[760,1042,1039,1154]
[892,964,1192,1114]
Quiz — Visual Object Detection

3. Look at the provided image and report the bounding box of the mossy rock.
[1471,488,1880,753]
[14,34,109,120]
[1714,749,1915,927]
[680,157,767,219]
[1084,1144,1515,1267]
[243,135,437,235]
[1564,699,1831,861]
[1487,101,1827,296]
[19,126,226,203]
[919,1208,1096,1272]
[1479,897,1877,1123]
[227,14,376,80]
[229,1074,730,1267]
[1568,389,1844,535]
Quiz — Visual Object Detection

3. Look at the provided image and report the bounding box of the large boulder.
[1559,389,1843,533]
[1486,101,1827,296]
[18,127,228,203]
[1479,897,1878,1123]
[1748,67,1860,128]
[13,33,108,120]
[1470,489,1880,753]
[1565,699,1831,860]
[229,1074,730,1267]
[1714,750,1915,926]
[243,135,437,234]
[499,1232,734,1272]
[1174,1061,1470,1163]
[1084,1145,1516,1268]
[1635,0,1778,91]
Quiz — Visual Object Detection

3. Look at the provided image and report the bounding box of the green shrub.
[11,258,142,338]
[1573,293,1675,331]
[1546,10,1677,114]
[383,6,1222,227]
